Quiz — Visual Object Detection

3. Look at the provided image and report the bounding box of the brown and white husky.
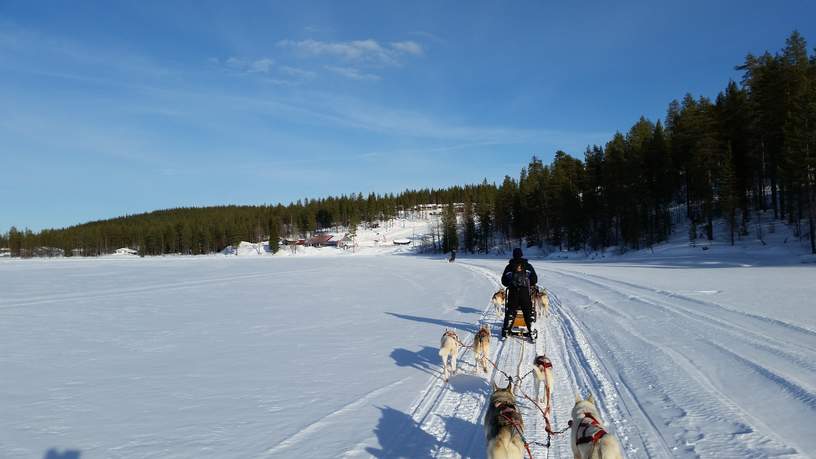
[491,289,506,317]
[533,287,549,318]
[485,380,526,459]
[473,325,491,374]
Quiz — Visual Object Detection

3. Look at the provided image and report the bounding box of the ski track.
[370,260,668,459]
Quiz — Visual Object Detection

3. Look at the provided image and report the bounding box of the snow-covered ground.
[1,239,814,458]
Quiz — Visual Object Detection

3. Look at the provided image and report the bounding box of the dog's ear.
[505,379,513,392]
[588,394,595,404]
[575,394,582,403]
[491,380,499,392]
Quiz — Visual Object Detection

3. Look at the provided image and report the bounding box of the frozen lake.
[1,254,814,458]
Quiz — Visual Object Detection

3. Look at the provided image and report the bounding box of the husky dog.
[532,355,554,414]
[439,329,462,381]
[485,380,526,459]
[570,394,623,459]
[473,325,491,374]
[491,289,506,317]
[532,287,550,318]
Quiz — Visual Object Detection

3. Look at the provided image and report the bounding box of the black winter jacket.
[501,258,538,289]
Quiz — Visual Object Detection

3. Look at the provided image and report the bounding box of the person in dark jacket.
[500,247,538,339]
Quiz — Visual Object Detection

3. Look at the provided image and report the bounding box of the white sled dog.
[532,355,554,414]
[570,394,623,459]
[485,380,526,459]
[533,287,549,318]
[473,325,491,374]
[491,290,506,317]
[439,329,462,381]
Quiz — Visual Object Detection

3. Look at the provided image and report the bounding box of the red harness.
[495,402,534,459]
[534,356,552,369]
[575,412,607,444]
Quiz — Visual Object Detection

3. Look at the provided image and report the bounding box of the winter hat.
[512,247,523,259]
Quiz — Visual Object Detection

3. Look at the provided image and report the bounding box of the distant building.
[32,247,64,257]
[114,247,138,256]
[306,234,334,247]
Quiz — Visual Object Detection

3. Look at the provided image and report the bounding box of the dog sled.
[504,287,538,340]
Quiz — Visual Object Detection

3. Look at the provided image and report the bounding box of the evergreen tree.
[268,218,280,253]
[441,202,458,253]
[463,196,477,253]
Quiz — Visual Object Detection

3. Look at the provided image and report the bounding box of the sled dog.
[439,329,462,381]
[485,380,526,459]
[491,290,506,317]
[570,394,623,459]
[473,325,491,374]
[533,287,549,318]
[532,355,554,414]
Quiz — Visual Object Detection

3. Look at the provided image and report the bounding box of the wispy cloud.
[277,38,423,66]
[325,65,381,81]
[390,41,423,56]
[218,56,275,73]
[279,65,316,79]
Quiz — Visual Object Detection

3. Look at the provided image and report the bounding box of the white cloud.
[390,41,423,56]
[249,58,275,73]
[325,65,381,81]
[277,38,423,66]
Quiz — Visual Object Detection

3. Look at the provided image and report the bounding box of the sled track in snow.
[376,260,672,459]
[535,265,813,457]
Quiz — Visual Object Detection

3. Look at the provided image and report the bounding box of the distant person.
[500,247,538,340]
[448,249,456,262]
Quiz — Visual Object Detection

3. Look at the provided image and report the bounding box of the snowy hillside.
[220,217,438,257]
[1,236,814,458]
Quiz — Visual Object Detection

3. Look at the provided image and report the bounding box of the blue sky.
[2,1,815,231]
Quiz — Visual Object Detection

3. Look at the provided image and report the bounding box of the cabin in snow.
[114,247,138,256]
[306,234,335,247]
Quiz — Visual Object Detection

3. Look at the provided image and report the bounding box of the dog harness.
[534,356,552,369]
[575,412,607,444]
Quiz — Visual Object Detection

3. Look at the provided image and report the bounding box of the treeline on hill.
[2,31,815,256]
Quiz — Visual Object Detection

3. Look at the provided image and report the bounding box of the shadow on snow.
[365,406,485,459]
[386,312,479,334]
[43,450,80,459]
[390,346,441,377]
